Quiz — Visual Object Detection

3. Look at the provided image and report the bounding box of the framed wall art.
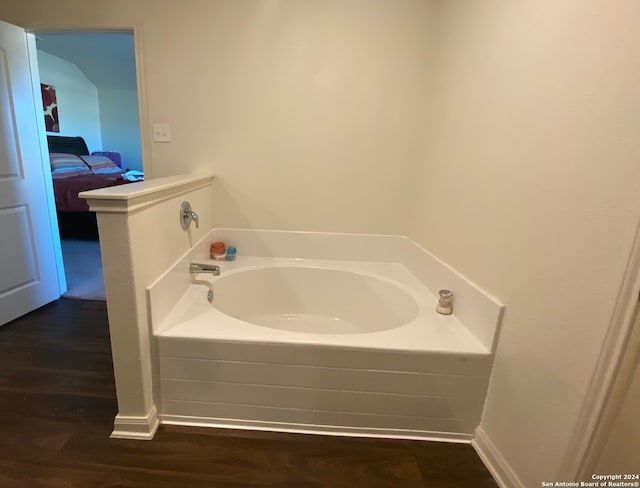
[41,83,60,133]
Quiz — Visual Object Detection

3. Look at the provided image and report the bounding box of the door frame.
[29,26,151,176]
[585,303,640,471]
[26,26,152,290]
[559,214,640,478]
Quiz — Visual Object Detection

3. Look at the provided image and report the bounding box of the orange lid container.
[210,242,226,256]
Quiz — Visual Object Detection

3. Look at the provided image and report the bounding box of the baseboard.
[111,405,159,440]
[472,426,524,488]
[160,414,473,443]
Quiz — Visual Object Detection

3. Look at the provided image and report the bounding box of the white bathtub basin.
[213,266,418,334]
[160,257,488,354]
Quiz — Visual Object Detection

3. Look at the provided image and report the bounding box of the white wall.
[148,0,431,233]
[36,49,102,152]
[2,0,432,234]
[98,87,142,171]
[407,1,640,486]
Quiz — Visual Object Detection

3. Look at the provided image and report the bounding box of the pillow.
[49,153,92,179]
[80,155,124,175]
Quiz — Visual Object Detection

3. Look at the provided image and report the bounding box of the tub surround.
[148,229,504,441]
[150,229,503,350]
[159,340,492,442]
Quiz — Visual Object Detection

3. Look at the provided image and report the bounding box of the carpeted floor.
[60,239,106,300]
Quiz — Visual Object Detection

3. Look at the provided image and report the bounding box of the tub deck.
[157,257,489,355]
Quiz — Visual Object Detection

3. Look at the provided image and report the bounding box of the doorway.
[34,31,143,300]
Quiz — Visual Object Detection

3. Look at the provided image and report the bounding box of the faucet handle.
[438,289,453,303]
[180,201,199,230]
[436,289,453,315]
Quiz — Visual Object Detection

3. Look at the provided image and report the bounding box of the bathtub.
[150,230,503,442]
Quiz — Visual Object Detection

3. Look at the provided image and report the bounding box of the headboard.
[47,135,90,156]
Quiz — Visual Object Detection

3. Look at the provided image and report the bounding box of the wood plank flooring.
[0,299,497,487]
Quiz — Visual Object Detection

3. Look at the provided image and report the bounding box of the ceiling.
[36,32,137,91]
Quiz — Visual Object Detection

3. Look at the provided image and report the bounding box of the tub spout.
[190,263,220,275]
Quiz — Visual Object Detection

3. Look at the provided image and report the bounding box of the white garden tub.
[150,230,503,441]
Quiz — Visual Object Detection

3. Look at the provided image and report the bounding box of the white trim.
[111,405,159,440]
[577,298,640,473]
[472,426,524,488]
[558,216,640,479]
[159,414,472,443]
[80,173,214,213]
[132,21,153,180]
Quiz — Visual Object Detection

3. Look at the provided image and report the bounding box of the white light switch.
[153,123,171,143]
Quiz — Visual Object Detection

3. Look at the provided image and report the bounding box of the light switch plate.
[153,123,171,143]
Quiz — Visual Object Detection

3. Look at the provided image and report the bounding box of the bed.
[48,135,138,239]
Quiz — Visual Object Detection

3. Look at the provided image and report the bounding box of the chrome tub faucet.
[190,263,220,275]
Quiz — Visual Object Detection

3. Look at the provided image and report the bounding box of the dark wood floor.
[0,299,497,487]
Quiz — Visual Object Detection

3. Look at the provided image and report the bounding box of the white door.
[0,19,61,326]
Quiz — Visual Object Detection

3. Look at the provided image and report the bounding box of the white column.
[81,174,213,439]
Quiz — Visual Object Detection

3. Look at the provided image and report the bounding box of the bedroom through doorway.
[35,31,143,300]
